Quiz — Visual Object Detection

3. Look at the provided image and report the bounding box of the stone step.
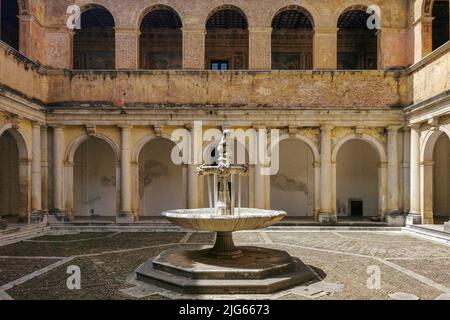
[152,247,297,280]
[404,225,450,245]
[137,259,316,295]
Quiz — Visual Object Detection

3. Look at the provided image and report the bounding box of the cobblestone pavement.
[0,230,449,300]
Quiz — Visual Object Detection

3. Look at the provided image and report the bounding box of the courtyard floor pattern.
[0,231,449,300]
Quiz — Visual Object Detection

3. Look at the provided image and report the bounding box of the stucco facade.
[0,0,449,225]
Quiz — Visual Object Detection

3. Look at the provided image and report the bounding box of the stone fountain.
[136,130,316,294]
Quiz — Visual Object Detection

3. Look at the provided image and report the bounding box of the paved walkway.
[0,230,449,300]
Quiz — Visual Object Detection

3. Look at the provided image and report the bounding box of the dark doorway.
[432,0,450,51]
[0,0,20,50]
[350,199,363,217]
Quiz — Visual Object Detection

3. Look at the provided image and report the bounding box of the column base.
[384,211,406,227]
[444,221,450,233]
[30,210,45,224]
[318,212,337,224]
[406,213,422,226]
[116,212,135,224]
[47,209,68,223]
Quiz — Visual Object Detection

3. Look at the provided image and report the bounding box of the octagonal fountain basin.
[162,208,286,232]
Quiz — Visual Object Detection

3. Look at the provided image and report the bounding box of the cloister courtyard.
[0,229,449,300]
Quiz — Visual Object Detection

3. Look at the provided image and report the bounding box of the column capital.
[119,124,133,130]
[31,121,45,128]
[52,125,65,130]
[387,125,402,133]
[320,124,334,132]
[408,123,422,131]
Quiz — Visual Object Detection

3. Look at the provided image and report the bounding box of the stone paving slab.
[0,230,449,300]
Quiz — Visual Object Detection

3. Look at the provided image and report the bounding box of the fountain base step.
[136,247,317,294]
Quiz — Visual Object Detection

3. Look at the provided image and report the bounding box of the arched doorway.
[337,8,378,70]
[336,140,380,218]
[432,133,450,223]
[73,5,115,69]
[205,6,249,70]
[270,139,315,217]
[138,138,184,217]
[73,138,117,219]
[0,130,19,220]
[271,7,314,70]
[432,0,449,50]
[139,6,182,69]
[0,0,19,50]
[0,128,29,222]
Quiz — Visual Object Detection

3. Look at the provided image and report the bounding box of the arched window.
[337,9,378,70]
[205,7,249,70]
[139,7,182,69]
[0,0,19,50]
[432,0,449,50]
[271,7,313,70]
[73,5,115,69]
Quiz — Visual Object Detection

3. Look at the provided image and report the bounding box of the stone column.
[420,161,434,224]
[187,124,203,208]
[402,128,411,212]
[52,126,65,213]
[314,162,321,219]
[379,162,388,217]
[313,28,338,70]
[115,28,139,70]
[31,122,42,215]
[249,27,272,70]
[119,125,133,221]
[408,125,422,225]
[41,126,49,214]
[319,125,336,223]
[387,126,400,212]
[18,15,32,57]
[182,26,206,70]
[254,164,270,209]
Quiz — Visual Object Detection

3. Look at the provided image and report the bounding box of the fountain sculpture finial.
[196,130,248,216]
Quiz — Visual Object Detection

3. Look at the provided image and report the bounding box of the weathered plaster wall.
[271,139,315,217]
[409,44,450,104]
[138,138,184,216]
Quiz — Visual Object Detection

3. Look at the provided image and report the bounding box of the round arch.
[334,3,371,25]
[420,127,450,224]
[203,4,250,27]
[79,3,117,24]
[332,134,387,163]
[132,133,181,164]
[270,5,315,28]
[136,4,184,29]
[65,133,120,164]
[0,123,31,220]
[423,0,435,16]
[0,123,30,160]
[421,126,450,162]
[278,133,321,163]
